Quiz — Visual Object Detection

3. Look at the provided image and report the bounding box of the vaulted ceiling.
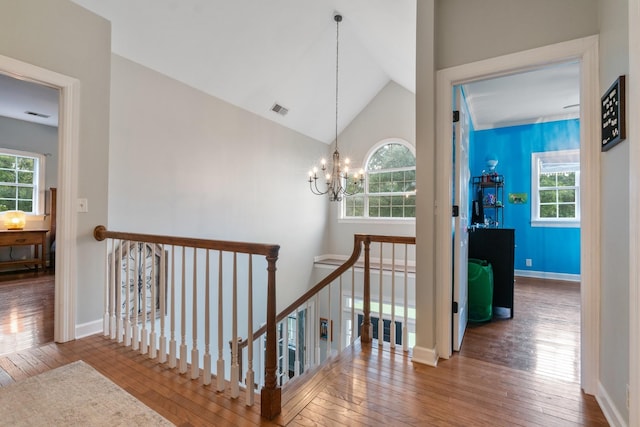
[1,1,580,140]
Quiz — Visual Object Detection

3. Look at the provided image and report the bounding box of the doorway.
[435,35,600,394]
[0,53,81,344]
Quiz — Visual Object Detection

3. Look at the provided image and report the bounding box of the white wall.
[326,81,416,255]
[108,55,329,310]
[0,0,111,324]
[435,0,599,69]
[598,0,630,424]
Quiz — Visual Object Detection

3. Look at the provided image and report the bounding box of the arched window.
[343,140,416,219]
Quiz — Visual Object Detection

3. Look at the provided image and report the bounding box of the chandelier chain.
[335,14,340,152]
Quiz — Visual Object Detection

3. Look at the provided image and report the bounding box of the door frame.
[0,54,80,343]
[434,35,600,394]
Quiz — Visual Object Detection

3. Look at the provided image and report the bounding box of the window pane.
[558,189,575,203]
[540,174,556,187]
[367,143,415,171]
[17,200,32,212]
[17,157,34,171]
[0,170,16,183]
[0,186,15,199]
[557,172,576,187]
[18,171,33,185]
[0,155,14,169]
[17,187,33,200]
[559,204,576,218]
[539,190,556,203]
[0,199,16,211]
[540,205,557,218]
[379,207,391,217]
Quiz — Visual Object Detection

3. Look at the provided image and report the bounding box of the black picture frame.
[601,75,626,152]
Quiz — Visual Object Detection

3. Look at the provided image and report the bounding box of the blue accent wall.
[471,119,580,276]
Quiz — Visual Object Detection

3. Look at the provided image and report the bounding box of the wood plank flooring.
[0,270,54,356]
[0,276,608,426]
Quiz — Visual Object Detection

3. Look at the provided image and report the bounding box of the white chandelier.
[308,14,363,202]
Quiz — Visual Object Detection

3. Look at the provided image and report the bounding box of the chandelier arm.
[309,178,329,196]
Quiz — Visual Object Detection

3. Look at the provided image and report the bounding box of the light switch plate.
[77,198,88,213]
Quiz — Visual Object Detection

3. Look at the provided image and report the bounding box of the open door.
[452,86,470,351]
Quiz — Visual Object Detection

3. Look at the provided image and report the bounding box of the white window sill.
[339,217,416,225]
[531,220,580,228]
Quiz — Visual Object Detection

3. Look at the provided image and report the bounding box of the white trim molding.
[411,345,438,367]
[435,36,600,396]
[75,319,103,340]
[514,270,580,282]
[597,381,628,427]
[628,0,640,425]
[0,54,80,343]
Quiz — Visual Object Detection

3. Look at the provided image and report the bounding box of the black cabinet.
[468,228,515,318]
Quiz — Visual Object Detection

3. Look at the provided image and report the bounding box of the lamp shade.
[4,210,26,230]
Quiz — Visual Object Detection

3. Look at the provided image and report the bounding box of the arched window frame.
[341,138,416,221]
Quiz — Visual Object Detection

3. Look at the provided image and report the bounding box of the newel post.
[361,236,372,343]
[261,248,281,419]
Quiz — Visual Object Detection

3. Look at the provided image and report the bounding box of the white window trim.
[0,147,46,215]
[531,149,580,227]
[341,138,416,221]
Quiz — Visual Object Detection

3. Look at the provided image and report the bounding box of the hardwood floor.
[0,276,608,426]
[0,270,54,356]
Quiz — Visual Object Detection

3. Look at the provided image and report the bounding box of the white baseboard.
[411,345,438,367]
[515,269,580,282]
[597,381,628,427]
[75,319,103,339]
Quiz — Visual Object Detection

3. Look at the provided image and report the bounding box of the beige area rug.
[0,360,173,426]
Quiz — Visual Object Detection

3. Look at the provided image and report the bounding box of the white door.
[452,86,470,351]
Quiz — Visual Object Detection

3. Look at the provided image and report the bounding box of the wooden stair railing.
[93,226,282,419]
[239,233,416,411]
[94,227,415,420]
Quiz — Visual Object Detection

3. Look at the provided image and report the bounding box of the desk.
[0,229,47,271]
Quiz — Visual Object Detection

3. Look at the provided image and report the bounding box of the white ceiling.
[0,1,580,139]
[0,73,59,127]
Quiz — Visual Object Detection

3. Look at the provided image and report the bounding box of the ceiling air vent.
[25,111,51,118]
[271,103,288,116]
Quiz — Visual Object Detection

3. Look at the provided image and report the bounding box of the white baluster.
[191,248,199,379]
[179,247,187,374]
[117,240,123,343]
[216,251,225,392]
[158,244,167,363]
[391,244,396,349]
[203,249,211,385]
[326,282,331,360]
[246,255,254,406]
[103,238,109,336]
[140,243,148,355]
[304,300,310,371]
[315,293,320,365]
[110,239,116,340]
[124,241,132,347]
[149,244,157,359]
[132,242,140,351]
[351,266,355,345]
[339,276,343,352]
[230,252,239,398]
[294,307,300,377]
[282,317,289,385]
[378,242,384,347]
[403,244,409,352]
[169,245,177,368]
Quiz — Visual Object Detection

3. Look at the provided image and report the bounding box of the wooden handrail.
[93,225,280,258]
[240,233,416,347]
